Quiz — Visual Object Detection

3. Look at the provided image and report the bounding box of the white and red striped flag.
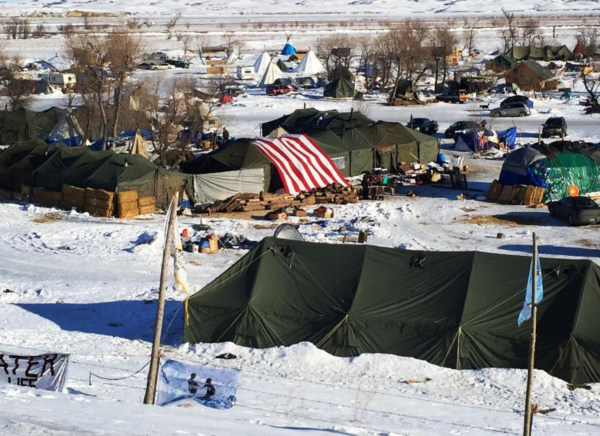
[252,134,348,195]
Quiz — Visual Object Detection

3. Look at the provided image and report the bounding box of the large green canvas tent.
[0,107,73,145]
[185,237,600,384]
[0,140,65,191]
[324,78,357,99]
[506,45,573,62]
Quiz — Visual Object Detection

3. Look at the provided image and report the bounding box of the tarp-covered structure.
[261,109,439,174]
[499,141,600,200]
[180,135,347,198]
[455,127,518,152]
[0,107,82,146]
[281,43,296,56]
[486,54,518,73]
[185,237,600,384]
[0,143,187,209]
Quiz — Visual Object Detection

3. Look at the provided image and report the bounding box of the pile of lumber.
[486,180,545,206]
[204,184,359,214]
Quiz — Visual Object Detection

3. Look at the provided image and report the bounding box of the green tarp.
[185,237,600,384]
[506,45,573,62]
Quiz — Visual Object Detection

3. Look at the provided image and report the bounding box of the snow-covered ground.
[2,8,600,434]
[7,0,600,17]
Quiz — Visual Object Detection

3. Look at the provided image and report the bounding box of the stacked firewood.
[204,184,358,214]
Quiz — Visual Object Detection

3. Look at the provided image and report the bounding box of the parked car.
[273,78,296,88]
[165,59,190,69]
[137,62,154,70]
[407,118,439,135]
[548,196,600,226]
[501,95,533,109]
[542,117,567,138]
[296,77,317,89]
[491,102,531,118]
[266,84,294,96]
[436,89,468,104]
[444,121,481,140]
[149,63,175,71]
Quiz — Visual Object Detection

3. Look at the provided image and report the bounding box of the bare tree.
[195,35,210,65]
[462,27,476,54]
[521,18,540,46]
[166,10,182,37]
[19,19,31,39]
[0,54,31,109]
[3,18,19,40]
[105,29,143,137]
[316,34,357,80]
[432,28,458,92]
[59,23,75,39]
[32,23,46,39]
[496,8,519,52]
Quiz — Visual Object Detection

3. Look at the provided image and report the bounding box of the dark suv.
[407,118,439,135]
[444,121,481,141]
[542,117,567,138]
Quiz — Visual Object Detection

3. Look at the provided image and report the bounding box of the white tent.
[253,52,271,75]
[258,61,284,88]
[296,50,325,76]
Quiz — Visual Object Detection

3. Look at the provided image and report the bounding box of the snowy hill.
[7,0,600,17]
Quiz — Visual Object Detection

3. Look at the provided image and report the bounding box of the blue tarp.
[282,43,296,55]
[119,129,154,139]
[499,166,547,187]
[497,127,518,149]
[46,136,82,147]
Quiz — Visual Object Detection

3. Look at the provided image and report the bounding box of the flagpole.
[144,192,179,405]
[523,232,538,436]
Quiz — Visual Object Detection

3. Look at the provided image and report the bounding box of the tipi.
[296,50,325,76]
[253,52,271,74]
[258,61,284,88]
[129,129,149,159]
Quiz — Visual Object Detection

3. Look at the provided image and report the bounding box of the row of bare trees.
[2,18,48,40]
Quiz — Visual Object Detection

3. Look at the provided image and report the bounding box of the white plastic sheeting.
[191,168,265,204]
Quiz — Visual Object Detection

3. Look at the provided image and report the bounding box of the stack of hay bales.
[85,188,115,217]
[138,196,156,215]
[61,185,86,212]
[21,185,33,202]
[116,191,139,218]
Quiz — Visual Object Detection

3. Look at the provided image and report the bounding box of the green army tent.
[261,108,321,137]
[486,54,517,73]
[185,237,600,384]
[324,78,358,99]
[506,45,572,62]
[0,140,64,191]
[0,107,73,145]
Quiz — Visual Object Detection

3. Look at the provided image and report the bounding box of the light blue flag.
[518,253,544,326]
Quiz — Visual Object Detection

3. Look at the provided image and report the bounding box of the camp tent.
[253,52,271,74]
[260,109,439,174]
[281,43,296,56]
[185,237,600,384]
[258,62,284,88]
[46,110,84,147]
[0,140,64,191]
[296,50,326,76]
[324,78,357,99]
[276,59,289,72]
[499,141,600,200]
[33,81,60,95]
[180,134,347,200]
[486,54,517,73]
[506,45,573,62]
[129,130,149,158]
[0,107,78,145]
[456,127,517,152]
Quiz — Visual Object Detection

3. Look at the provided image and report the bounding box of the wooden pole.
[143,192,179,405]
[523,232,538,436]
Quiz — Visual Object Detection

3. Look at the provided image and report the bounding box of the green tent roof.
[0,107,69,145]
[324,78,357,99]
[186,237,600,384]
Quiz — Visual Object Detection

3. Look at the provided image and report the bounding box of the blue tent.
[497,127,517,149]
[498,147,547,187]
[281,43,296,55]
[455,131,479,152]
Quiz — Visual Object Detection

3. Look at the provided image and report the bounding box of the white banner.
[156,359,239,409]
[0,352,69,392]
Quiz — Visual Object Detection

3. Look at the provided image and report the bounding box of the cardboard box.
[293,209,307,217]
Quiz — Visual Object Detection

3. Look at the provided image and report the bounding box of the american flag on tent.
[252,134,348,195]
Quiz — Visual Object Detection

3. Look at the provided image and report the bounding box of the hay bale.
[69,186,86,199]
[117,208,139,219]
[59,200,73,210]
[85,205,97,215]
[138,205,156,215]
[33,187,44,198]
[96,189,115,202]
[85,197,98,206]
[85,187,97,199]
[49,191,62,203]
[118,201,139,213]
[96,207,113,218]
[138,196,156,207]
[117,191,138,205]
[0,188,14,200]
[96,198,114,211]
[22,185,33,196]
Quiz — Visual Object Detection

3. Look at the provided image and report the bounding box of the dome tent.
[281,43,296,56]
[258,61,284,88]
[253,51,271,75]
[296,50,326,76]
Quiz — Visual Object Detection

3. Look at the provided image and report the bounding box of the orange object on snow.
[568,185,579,197]
[182,228,189,238]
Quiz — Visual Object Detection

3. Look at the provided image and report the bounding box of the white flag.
[518,253,544,326]
[165,195,190,322]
